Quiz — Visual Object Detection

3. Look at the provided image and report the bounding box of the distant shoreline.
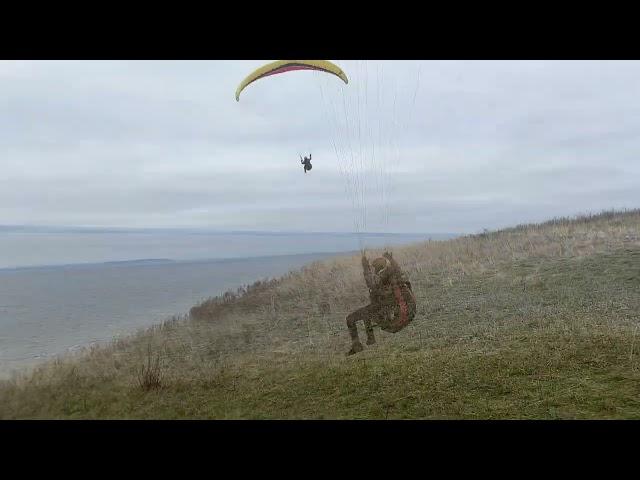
[0,231,459,271]
[0,225,459,237]
[0,250,359,272]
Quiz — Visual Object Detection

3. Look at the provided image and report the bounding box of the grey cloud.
[1,60,639,232]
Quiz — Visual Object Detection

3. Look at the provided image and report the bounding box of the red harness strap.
[393,284,410,328]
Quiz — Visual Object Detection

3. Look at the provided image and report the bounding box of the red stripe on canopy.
[260,64,328,80]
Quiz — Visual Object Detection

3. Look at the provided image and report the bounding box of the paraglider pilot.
[346,250,417,356]
[301,154,312,173]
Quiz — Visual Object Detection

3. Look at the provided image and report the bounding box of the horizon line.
[0,224,462,236]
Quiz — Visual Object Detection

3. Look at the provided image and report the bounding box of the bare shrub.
[137,344,162,391]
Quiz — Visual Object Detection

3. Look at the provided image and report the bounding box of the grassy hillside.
[1,209,639,419]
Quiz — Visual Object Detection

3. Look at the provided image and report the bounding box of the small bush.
[137,345,162,391]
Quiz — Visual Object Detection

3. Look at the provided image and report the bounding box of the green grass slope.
[1,210,639,419]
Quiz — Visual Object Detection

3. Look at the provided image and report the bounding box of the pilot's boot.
[347,341,364,356]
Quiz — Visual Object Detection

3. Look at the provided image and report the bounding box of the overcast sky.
[1,60,638,234]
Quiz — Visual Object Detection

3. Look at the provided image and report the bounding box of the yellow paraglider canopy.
[235,60,349,101]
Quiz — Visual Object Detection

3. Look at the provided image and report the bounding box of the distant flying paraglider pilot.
[346,250,417,356]
[301,154,312,173]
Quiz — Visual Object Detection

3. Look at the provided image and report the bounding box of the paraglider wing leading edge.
[235,60,349,101]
